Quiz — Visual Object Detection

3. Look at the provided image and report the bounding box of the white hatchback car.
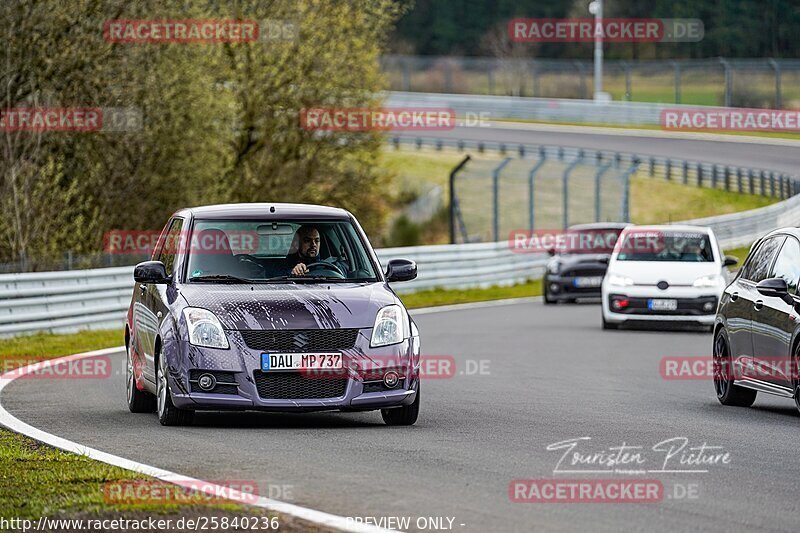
[601,225,738,330]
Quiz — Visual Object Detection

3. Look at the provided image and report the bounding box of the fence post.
[697,163,703,187]
[720,58,732,107]
[649,157,655,176]
[682,160,688,184]
[562,151,584,229]
[622,61,632,101]
[528,147,547,230]
[595,163,612,221]
[493,157,512,242]
[711,165,718,189]
[449,155,471,244]
[575,61,587,99]
[724,167,730,191]
[665,159,672,181]
[736,168,742,193]
[770,172,776,197]
[760,170,766,196]
[769,58,782,109]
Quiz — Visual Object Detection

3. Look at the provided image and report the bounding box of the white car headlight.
[693,275,723,288]
[608,274,634,287]
[370,304,407,347]
[182,307,229,349]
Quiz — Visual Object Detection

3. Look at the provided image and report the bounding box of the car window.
[740,236,785,282]
[156,218,184,277]
[770,236,800,293]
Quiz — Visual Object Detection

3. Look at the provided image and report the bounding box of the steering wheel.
[307,261,346,279]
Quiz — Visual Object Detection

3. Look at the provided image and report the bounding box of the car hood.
[607,260,721,285]
[179,282,398,330]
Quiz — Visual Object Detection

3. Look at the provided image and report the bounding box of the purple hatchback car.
[125,203,420,426]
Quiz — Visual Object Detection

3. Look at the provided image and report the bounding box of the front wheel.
[126,344,156,413]
[713,329,756,407]
[156,354,194,426]
[382,384,420,426]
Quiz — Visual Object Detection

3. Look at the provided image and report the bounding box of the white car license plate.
[648,298,678,311]
[261,353,343,371]
[574,276,603,288]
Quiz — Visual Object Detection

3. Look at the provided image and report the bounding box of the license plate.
[648,298,678,311]
[574,276,603,288]
[261,353,343,371]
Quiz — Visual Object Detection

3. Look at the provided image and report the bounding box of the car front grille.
[562,268,606,277]
[240,329,359,352]
[252,371,348,400]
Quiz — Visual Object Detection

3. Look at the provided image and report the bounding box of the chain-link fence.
[382,56,800,108]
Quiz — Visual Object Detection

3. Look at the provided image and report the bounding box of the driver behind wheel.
[286,225,321,276]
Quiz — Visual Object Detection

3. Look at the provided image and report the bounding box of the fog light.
[611,298,629,310]
[549,283,560,293]
[703,301,715,312]
[197,373,216,391]
[383,371,400,388]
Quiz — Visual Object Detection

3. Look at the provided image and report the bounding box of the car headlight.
[547,261,560,274]
[693,275,723,288]
[182,307,229,349]
[608,274,634,287]
[370,304,407,347]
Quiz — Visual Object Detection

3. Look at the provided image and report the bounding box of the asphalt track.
[396,124,800,175]
[5,300,800,532]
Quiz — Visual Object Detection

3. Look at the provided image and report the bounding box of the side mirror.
[134,261,170,284]
[386,258,417,282]
[756,277,788,299]
[598,256,610,264]
[723,255,738,267]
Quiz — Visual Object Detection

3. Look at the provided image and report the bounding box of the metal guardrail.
[3,137,799,336]
[0,245,548,336]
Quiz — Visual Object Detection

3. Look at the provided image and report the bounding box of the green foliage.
[386,214,422,247]
[0,0,404,267]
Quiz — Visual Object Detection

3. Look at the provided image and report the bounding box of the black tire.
[126,344,156,413]
[713,328,757,407]
[602,315,618,330]
[382,383,420,426]
[156,354,194,426]
[543,278,556,304]
[792,344,800,416]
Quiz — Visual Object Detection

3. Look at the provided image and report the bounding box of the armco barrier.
[0,244,548,337]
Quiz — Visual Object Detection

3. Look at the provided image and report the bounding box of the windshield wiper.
[189,274,254,283]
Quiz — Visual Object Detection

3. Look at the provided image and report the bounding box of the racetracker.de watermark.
[103,19,297,43]
[103,229,260,255]
[102,480,294,505]
[300,107,456,132]
[661,108,800,132]
[0,107,142,132]
[509,18,704,43]
[662,355,800,382]
[1,357,112,380]
[509,479,663,503]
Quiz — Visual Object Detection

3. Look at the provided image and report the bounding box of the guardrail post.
[562,151,584,229]
[770,172,776,197]
[415,138,422,150]
[760,170,766,196]
[449,155,472,244]
[736,168,742,193]
[528,147,547,230]
[723,167,730,191]
[595,163,612,222]
[780,175,786,200]
[665,159,672,181]
[518,145,525,158]
[436,139,443,151]
[748,169,755,194]
[478,142,484,153]
[697,163,703,188]
[682,160,688,184]
[493,157,513,242]
[711,165,718,189]
[649,157,655,177]
[457,140,465,152]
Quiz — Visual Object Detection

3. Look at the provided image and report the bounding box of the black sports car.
[543,223,629,304]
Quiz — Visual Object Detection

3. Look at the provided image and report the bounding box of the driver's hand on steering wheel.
[291,263,308,276]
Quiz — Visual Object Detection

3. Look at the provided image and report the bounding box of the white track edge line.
[0,297,541,531]
[0,348,394,533]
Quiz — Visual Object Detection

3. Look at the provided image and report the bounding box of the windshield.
[185,219,379,282]
[616,231,715,262]
[558,228,625,254]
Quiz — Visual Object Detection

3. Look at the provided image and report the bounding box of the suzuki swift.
[125,203,420,426]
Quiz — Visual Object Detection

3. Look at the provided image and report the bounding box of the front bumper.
[601,284,720,325]
[166,328,420,412]
[545,273,605,300]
